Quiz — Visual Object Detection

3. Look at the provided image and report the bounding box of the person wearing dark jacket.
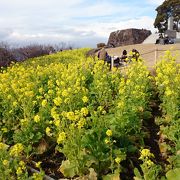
[121,50,128,62]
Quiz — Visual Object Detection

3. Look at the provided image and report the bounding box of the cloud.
[0,0,159,47]
[0,29,13,41]
[1,16,155,48]
[146,0,164,5]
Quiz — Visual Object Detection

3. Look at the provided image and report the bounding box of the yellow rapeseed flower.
[139,149,154,160]
[48,89,54,95]
[39,87,44,94]
[3,159,9,166]
[19,161,26,170]
[20,118,28,126]
[81,107,88,116]
[105,138,110,144]
[34,115,40,123]
[7,94,12,99]
[1,127,8,133]
[66,111,75,121]
[115,157,121,164]
[117,101,124,109]
[16,167,23,175]
[62,90,68,97]
[46,127,52,137]
[146,160,154,167]
[57,132,66,144]
[106,129,112,137]
[35,161,42,169]
[0,142,9,150]
[82,96,88,103]
[54,119,60,127]
[10,143,24,157]
[64,98,70,104]
[77,118,86,129]
[41,99,47,107]
[13,101,18,107]
[32,172,43,180]
[53,96,62,106]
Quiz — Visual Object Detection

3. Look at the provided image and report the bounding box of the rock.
[107,28,151,47]
[97,43,106,48]
[85,48,101,58]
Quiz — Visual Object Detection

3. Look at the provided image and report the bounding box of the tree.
[154,0,180,32]
[0,42,14,67]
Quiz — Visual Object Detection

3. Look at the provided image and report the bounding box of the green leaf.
[103,172,120,180]
[59,160,78,178]
[166,168,180,180]
[134,168,143,179]
[88,168,97,180]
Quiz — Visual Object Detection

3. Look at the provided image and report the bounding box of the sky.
[0,0,164,48]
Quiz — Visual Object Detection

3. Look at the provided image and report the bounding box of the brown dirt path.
[106,43,180,69]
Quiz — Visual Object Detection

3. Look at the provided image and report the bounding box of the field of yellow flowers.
[0,48,179,180]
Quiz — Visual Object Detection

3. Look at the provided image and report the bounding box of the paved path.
[106,43,180,69]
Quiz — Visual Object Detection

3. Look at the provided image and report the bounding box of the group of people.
[97,47,140,67]
[155,33,174,45]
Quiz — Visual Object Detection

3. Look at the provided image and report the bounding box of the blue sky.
[0,0,164,47]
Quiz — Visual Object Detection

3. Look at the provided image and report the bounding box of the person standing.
[98,47,111,63]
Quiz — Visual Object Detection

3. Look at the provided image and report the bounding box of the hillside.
[0,48,180,179]
[106,43,180,68]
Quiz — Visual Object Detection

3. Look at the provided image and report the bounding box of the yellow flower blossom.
[53,96,62,106]
[64,98,70,104]
[66,111,75,121]
[32,172,43,180]
[54,119,60,127]
[48,89,54,95]
[115,157,121,164]
[57,132,66,144]
[106,129,112,137]
[146,160,154,167]
[62,90,68,97]
[24,91,34,97]
[117,101,124,109]
[0,142,9,150]
[81,76,85,81]
[16,167,23,175]
[34,115,40,123]
[81,107,89,116]
[13,101,18,107]
[139,149,154,160]
[77,118,86,129]
[41,99,47,107]
[35,161,42,169]
[3,159,9,166]
[82,96,88,103]
[56,80,60,86]
[39,88,44,94]
[60,81,65,86]
[97,106,103,112]
[1,127,8,133]
[105,139,110,144]
[19,161,26,170]
[7,94,12,99]
[46,127,52,137]
[20,118,28,126]
[10,143,24,157]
